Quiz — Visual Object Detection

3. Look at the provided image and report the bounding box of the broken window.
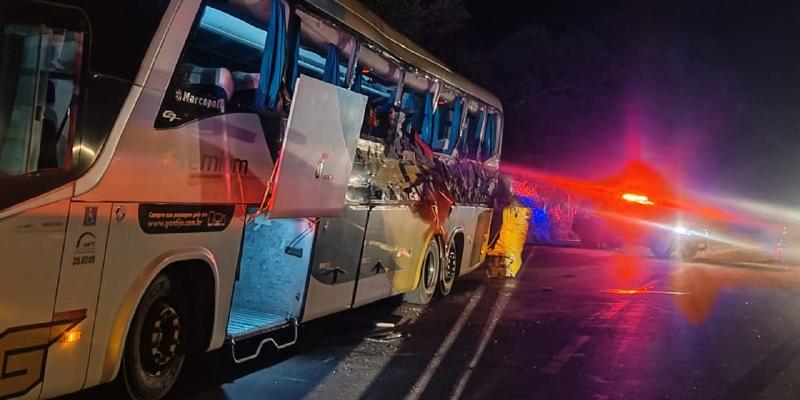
[482,112,499,160]
[399,71,437,141]
[431,89,462,155]
[292,9,355,87]
[461,101,485,160]
[353,47,401,141]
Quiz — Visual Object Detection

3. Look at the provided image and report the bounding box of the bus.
[0,0,503,398]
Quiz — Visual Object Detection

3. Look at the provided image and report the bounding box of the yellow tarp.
[486,205,532,278]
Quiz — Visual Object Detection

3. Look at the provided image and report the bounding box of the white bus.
[0,0,503,398]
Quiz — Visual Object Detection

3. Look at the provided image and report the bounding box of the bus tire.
[405,239,441,304]
[122,274,187,400]
[439,238,459,296]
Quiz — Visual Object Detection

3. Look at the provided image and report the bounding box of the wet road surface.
[68,245,800,399]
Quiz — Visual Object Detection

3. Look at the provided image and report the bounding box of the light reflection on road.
[669,260,800,324]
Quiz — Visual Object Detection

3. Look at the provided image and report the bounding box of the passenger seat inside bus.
[229,70,285,161]
[230,71,259,110]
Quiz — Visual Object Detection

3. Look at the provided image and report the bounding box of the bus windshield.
[0,5,85,175]
[0,0,169,209]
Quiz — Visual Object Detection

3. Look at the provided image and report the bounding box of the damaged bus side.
[0,0,502,399]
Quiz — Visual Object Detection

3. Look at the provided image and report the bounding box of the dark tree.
[359,0,469,57]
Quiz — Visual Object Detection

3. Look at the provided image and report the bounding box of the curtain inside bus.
[445,96,462,154]
[421,92,434,143]
[482,113,496,160]
[286,12,300,93]
[352,68,363,92]
[323,44,340,85]
[255,0,286,109]
[431,99,441,145]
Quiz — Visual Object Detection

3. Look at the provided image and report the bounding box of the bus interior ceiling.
[228,212,316,338]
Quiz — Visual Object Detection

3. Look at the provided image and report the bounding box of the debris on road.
[364,332,407,343]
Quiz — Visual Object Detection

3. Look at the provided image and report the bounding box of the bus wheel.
[405,239,441,304]
[439,240,458,296]
[122,274,187,400]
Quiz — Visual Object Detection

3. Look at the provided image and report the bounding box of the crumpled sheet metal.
[351,133,499,243]
[354,136,499,207]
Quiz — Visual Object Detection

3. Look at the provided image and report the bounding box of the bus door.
[0,200,72,400]
[0,5,89,398]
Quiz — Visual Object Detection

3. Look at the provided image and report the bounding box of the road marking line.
[449,281,516,400]
[542,334,591,374]
[405,285,487,400]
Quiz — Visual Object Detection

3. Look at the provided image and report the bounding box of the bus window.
[462,106,485,160]
[481,113,498,160]
[0,23,84,175]
[431,90,461,154]
[399,72,436,141]
[354,47,401,141]
[155,1,289,129]
[293,9,354,87]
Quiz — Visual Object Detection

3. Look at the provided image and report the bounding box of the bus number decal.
[72,232,97,266]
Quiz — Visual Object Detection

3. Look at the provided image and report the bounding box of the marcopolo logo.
[174,89,224,111]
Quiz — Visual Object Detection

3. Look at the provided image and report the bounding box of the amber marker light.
[61,329,82,344]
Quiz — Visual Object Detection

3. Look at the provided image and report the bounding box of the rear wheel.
[439,239,459,296]
[122,274,187,400]
[405,239,440,304]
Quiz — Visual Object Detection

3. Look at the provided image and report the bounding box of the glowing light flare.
[622,193,654,205]
[502,161,734,224]
[604,288,645,295]
[673,226,688,235]
[61,329,81,344]
[604,288,690,295]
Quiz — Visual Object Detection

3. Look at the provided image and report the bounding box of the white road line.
[405,285,487,400]
[542,334,591,374]
[449,281,516,400]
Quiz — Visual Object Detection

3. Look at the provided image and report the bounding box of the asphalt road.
[69,244,800,400]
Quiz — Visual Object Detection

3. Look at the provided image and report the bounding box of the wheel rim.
[444,246,457,284]
[141,300,181,375]
[423,245,438,291]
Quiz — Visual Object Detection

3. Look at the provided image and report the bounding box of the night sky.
[461,0,800,205]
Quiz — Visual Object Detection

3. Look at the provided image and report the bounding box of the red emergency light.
[622,193,654,205]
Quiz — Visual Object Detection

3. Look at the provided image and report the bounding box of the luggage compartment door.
[301,205,369,322]
[266,76,366,218]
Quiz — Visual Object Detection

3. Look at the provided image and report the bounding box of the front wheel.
[122,274,187,400]
[405,239,441,304]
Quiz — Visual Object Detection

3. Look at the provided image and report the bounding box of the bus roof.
[303,0,503,112]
